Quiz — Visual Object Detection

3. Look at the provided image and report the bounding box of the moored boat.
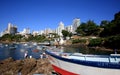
[45,50,120,75]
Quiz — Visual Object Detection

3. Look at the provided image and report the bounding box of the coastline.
[0,57,53,75]
[62,43,120,54]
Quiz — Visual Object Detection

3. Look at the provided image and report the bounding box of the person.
[40,54,43,59]
[43,52,47,58]
[24,51,28,58]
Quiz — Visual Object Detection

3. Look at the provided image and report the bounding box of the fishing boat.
[45,50,120,75]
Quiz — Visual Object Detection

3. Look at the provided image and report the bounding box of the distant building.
[44,28,53,35]
[66,25,73,32]
[4,23,18,35]
[32,31,39,36]
[39,30,44,35]
[56,21,65,36]
[20,28,30,35]
[72,18,80,33]
[0,32,4,37]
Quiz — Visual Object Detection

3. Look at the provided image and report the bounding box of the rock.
[0,58,53,75]
[0,57,15,74]
[21,58,37,75]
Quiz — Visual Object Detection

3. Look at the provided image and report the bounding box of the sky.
[0,0,120,32]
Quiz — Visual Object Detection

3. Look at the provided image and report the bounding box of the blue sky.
[0,0,120,32]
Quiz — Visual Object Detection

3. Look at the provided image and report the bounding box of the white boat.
[46,50,120,75]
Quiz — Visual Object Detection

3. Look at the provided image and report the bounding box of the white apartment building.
[20,28,30,35]
[5,23,17,35]
[56,21,65,36]
[66,25,73,32]
[72,18,80,33]
[44,28,53,35]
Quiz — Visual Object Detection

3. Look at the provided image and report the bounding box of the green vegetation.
[72,39,86,44]
[0,34,47,43]
[88,38,103,47]
[103,35,120,49]
[75,11,120,49]
[76,20,100,36]
[0,34,23,42]
[25,35,46,42]
[62,30,72,39]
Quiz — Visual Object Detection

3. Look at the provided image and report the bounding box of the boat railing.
[68,53,120,63]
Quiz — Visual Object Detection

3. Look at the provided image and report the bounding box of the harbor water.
[0,43,115,60]
[0,43,44,60]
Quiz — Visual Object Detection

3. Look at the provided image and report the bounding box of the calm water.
[0,43,43,60]
[63,45,114,55]
[0,43,115,60]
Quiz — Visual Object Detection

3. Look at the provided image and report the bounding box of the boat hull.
[46,51,120,75]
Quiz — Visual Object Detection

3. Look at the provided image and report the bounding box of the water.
[0,43,116,60]
[0,43,43,60]
[63,45,115,55]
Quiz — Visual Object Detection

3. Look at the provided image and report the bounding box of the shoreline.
[62,43,120,54]
[1,41,119,52]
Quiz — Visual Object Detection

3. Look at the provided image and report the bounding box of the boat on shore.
[45,49,120,75]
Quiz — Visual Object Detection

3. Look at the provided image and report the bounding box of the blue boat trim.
[45,50,120,69]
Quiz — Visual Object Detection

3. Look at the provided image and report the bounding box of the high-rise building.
[0,32,4,37]
[56,21,64,36]
[6,23,17,35]
[39,30,44,35]
[20,28,30,35]
[32,31,39,36]
[66,25,73,32]
[44,28,53,35]
[72,18,80,33]
[8,23,12,33]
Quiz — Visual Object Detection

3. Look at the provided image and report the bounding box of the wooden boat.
[46,50,120,75]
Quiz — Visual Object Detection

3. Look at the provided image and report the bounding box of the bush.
[88,38,103,47]
[72,39,86,44]
[103,35,120,49]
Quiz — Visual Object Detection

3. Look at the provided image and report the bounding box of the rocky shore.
[0,57,54,75]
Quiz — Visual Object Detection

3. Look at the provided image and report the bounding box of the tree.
[76,23,86,35]
[1,34,13,42]
[62,30,69,39]
[12,34,23,42]
[99,11,120,49]
[100,20,110,28]
[86,20,98,35]
[100,11,120,37]
[103,35,120,49]
[112,11,120,35]
[69,32,73,38]
[76,20,99,36]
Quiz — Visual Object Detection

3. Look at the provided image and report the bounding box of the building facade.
[66,25,73,32]
[4,23,18,35]
[56,21,65,36]
[72,18,80,33]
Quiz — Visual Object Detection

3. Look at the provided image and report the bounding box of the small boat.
[33,49,39,53]
[46,50,120,75]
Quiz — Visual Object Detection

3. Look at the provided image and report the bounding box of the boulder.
[0,58,53,75]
